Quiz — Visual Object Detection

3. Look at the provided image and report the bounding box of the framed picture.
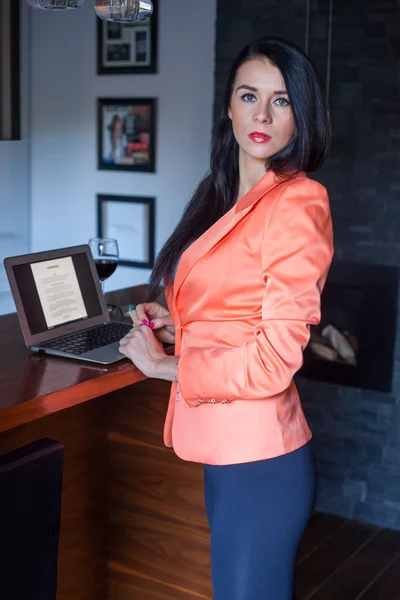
[97,98,156,172]
[97,2,158,75]
[97,194,155,269]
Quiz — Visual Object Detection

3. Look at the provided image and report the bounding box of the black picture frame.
[97,194,155,269]
[97,97,156,172]
[96,2,158,75]
[0,0,20,140]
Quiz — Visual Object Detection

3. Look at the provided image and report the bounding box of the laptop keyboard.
[42,322,132,356]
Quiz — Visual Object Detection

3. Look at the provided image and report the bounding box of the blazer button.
[210,398,216,404]
[198,398,205,404]
[221,399,228,404]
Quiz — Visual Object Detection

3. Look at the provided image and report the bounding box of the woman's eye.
[241,93,257,102]
[274,97,290,106]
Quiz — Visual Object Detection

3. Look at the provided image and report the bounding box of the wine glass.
[89,237,119,293]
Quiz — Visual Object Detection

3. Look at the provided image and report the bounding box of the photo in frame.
[97,98,156,172]
[97,3,158,75]
[97,194,155,269]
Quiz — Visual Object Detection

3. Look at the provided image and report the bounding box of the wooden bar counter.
[0,285,212,600]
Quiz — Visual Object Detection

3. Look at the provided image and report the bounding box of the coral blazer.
[164,169,334,465]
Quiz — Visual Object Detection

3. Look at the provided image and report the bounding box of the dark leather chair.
[0,438,64,600]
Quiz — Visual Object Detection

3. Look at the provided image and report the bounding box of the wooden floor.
[296,511,400,600]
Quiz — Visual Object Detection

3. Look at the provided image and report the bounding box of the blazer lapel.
[173,170,284,301]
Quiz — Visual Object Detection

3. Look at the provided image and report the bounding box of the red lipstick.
[248,131,272,143]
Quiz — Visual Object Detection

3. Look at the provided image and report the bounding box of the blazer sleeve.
[177,181,334,406]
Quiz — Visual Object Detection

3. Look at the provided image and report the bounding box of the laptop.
[4,245,133,364]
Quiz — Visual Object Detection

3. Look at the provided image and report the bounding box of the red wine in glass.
[88,237,119,293]
[94,258,118,281]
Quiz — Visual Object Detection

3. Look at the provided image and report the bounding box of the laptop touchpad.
[83,342,126,364]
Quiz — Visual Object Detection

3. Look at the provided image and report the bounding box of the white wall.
[0,2,30,314]
[30,0,216,292]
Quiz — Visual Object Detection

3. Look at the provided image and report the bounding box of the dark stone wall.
[215,0,400,529]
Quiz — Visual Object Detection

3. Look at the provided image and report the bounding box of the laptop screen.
[12,252,103,335]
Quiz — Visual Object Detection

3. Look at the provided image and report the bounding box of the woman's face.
[228,58,295,168]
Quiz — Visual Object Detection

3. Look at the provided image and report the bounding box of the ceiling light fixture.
[25,0,153,22]
[26,0,86,9]
[94,1,153,23]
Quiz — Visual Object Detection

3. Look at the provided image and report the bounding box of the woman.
[119,37,334,600]
[107,114,123,161]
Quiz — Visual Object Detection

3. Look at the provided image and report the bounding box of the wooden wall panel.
[108,380,213,600]
[0,399,109,600]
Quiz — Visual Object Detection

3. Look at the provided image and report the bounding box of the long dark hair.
[147,37,331,301]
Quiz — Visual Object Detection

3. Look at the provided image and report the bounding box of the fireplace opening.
[297,259,399,393]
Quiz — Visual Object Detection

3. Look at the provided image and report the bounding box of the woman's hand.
[131,302,175,344]
[118,324,167,377]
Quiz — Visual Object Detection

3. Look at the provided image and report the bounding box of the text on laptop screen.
[13,252,103,335]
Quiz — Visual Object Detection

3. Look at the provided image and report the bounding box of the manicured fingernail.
[141,318,149,325]
[148,321,154,329]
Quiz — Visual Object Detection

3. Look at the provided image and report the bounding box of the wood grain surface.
[107,379,213,600]
[0,286,153,433]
